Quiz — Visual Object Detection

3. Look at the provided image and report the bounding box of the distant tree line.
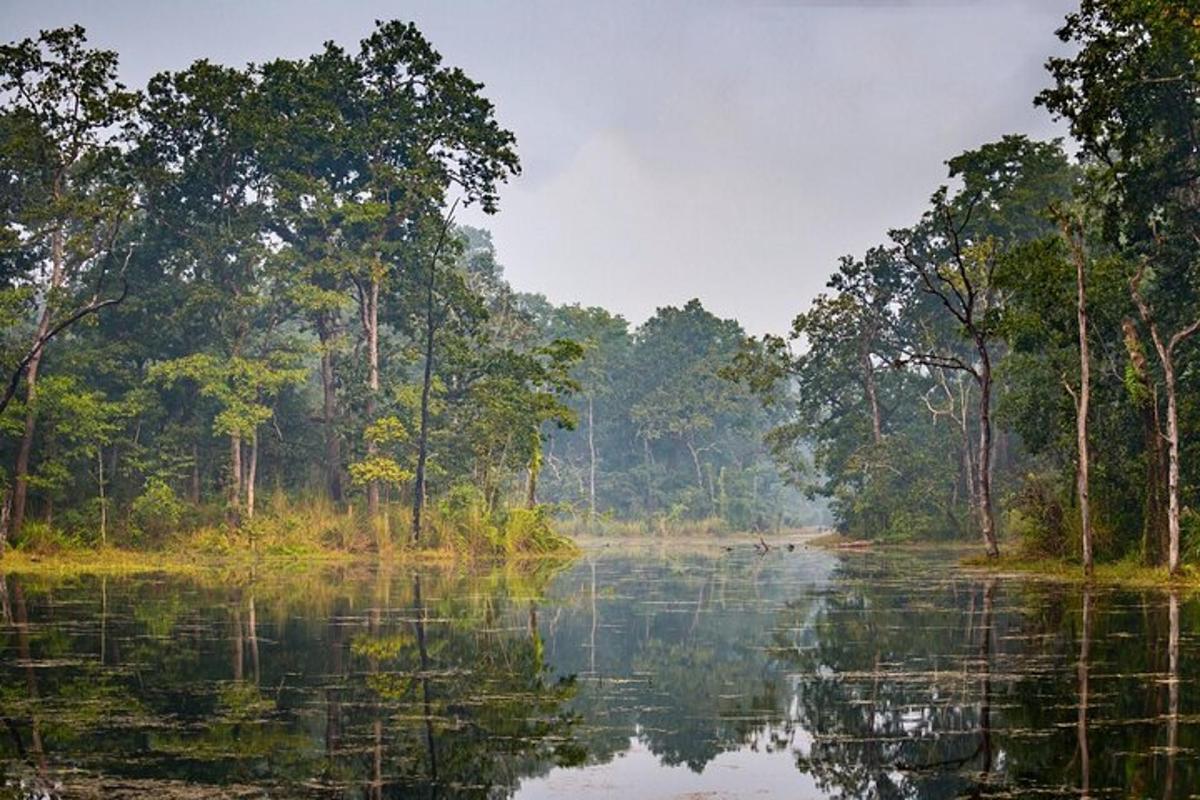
[733,0,1200,574]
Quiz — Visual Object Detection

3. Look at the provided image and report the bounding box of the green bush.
[1007,472,1068,558]
[497,506,577,555]
[130,479,185,543]
[13,520,83,554]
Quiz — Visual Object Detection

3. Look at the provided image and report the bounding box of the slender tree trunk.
[587,395,597,522]
[319,321,344,503]
[686,439,704,495]
[862,347,883,446]
[97,446,106,547]
[1130,267,1199,576]
[190,443,202,505]
[1068,229,1093,574]
[1163,363,1181,575]
[1123,319,1168,564]
[246,428,258,520]
[412,264,436,543]
[228,433,242,526]
[0,491,10,556]
[976,356,999,558]
[412,203,460,542]
[526,445,539,510]
[366,278,380,518]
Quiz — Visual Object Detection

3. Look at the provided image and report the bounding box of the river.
[0,542,1194,798]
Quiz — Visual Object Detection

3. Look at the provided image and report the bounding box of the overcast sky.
[3,0,1078,335]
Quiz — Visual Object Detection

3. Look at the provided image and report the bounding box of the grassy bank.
[961,553,1200,589]
[1,494,578,577]
[806,531,1200,590]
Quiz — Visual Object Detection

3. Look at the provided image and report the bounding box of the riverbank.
[806,533,1200,590]
[961,554,1200,590]
[0,524,831,578]
[0,541,584,581]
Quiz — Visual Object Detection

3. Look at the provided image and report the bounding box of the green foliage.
[348,456,413,488]
[12,519,83,553]
[130,479,184,543]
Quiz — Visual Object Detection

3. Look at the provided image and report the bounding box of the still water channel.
[0,543,1196,798]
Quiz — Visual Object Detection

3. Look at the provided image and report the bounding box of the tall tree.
[894,137,1074,558]
[137,60,279,525]
[344,22,519,537]
[0,27,140,544]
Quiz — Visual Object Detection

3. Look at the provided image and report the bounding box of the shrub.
[497,506,577,555]
[130,480,185,543]
[13,520,82,554]
[1008,472,1068,558]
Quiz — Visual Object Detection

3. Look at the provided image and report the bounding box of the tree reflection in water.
[0,549,1197,798]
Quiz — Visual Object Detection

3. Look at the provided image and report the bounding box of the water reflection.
[0,548,1197,798]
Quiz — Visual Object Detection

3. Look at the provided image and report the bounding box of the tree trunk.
[0,491,10,556]
[412,203,460,542]
[1122,319,1167,564]
[246,428,258,520]
[365,278,380,518]
[413,259,437,543]
[686,439,705,495]
[1163,361,1181,575]
[587,395,597,522]
[97,446,106,547]
[528,438,542,506]
[9,343,45,542]
[1130,267,1199,576]
[1069,230,1093,575]
[228,432,242,526]
[319,321,344,504]
[976,355,999,558]
[190,443,202,505]
[8,220,64,543]
[862,344,883,446]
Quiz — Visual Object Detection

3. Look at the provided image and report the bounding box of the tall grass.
[5,485,578,563]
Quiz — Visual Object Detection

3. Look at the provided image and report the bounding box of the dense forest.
[734,2,1200,573]
[5,2,1200,575]
[0,22,808,557]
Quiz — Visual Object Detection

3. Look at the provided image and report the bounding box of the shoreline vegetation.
[0,519,837,578]
[807,532,1200,590]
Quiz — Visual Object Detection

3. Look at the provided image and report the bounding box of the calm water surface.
[0,543,1196,798]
